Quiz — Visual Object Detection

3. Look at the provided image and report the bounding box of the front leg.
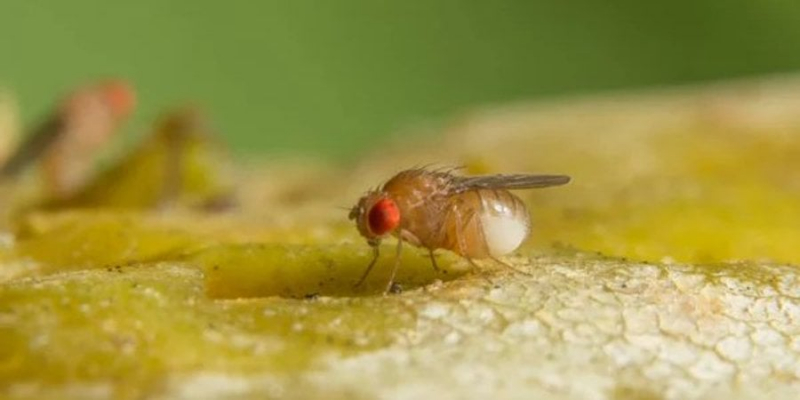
[354,242,381,288]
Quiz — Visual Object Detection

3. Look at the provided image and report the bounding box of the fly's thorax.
[381,169,453,200]
[441,189,530,258]
[381,169,453,248]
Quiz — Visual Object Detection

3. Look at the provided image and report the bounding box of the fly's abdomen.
[441,189,531,258]
[477,190,531,257]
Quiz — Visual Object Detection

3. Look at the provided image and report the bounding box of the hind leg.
[490,255,533,276]
[383,239,404,295]
[428,249,441,273]
[467,193,532,277]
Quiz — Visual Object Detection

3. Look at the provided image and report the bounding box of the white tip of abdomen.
[480,211,530,257]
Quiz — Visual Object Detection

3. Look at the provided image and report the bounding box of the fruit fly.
[349,168,570,293]
[0,80,135,198]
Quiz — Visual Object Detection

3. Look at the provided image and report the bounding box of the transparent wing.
[451,174,570,193]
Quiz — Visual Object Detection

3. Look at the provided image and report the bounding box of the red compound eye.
[368,198,400,235]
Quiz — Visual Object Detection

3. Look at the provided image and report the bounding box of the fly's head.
[349,191,401,246]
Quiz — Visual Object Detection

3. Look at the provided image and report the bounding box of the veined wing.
[451,174,570,193]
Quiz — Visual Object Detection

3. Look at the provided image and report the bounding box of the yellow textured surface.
[1,78,800,399]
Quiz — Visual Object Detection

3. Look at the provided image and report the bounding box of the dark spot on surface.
[389,283,403,294]
[304,293,320,300]
[212,265,219,271]
[621,283,628,289]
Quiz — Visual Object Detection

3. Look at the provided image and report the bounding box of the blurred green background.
[1,1,800,159]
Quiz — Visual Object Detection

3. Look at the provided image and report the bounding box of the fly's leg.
[451,201,490,280]
[463,256,480,270]
[451,201,470,260]
[464,256,494,285]
[384,239,404,295]
[460,210,495,285]
[354,244,381,288]
[458,204,481,269]
[490,255,533,277]
[472,190,491,255]
[428,249,441,273]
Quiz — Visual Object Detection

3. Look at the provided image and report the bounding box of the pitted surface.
[298,257,800,400]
